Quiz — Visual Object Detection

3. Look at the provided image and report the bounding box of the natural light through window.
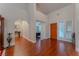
[58,20,64,38]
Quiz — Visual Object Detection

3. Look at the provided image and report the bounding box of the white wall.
[0,3,30,48]
[47,4,75,42]
[26,3,37,43]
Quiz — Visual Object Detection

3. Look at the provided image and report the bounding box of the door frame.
[35,20,46,40]
[0,15,4,49]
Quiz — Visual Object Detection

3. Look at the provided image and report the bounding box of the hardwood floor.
[5,37,79,56]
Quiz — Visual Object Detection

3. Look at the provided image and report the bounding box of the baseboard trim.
[23,36,36,43]
[57,39,72,43]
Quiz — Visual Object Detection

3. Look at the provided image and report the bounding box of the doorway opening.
[36,21,42,41]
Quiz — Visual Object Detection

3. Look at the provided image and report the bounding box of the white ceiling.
[37,3,73,14]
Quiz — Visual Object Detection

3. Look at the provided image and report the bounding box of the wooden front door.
[0,15,4,49]
[50,23,57,39]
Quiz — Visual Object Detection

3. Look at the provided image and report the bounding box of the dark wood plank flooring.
[5,37,79,56]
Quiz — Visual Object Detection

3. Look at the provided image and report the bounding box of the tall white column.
[75,4,79,52]
[27,4,36,43]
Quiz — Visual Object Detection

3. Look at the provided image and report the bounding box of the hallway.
[5,37,79,56]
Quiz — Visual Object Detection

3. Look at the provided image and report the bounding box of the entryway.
[36,21,42,41]
[35,20,46,41]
